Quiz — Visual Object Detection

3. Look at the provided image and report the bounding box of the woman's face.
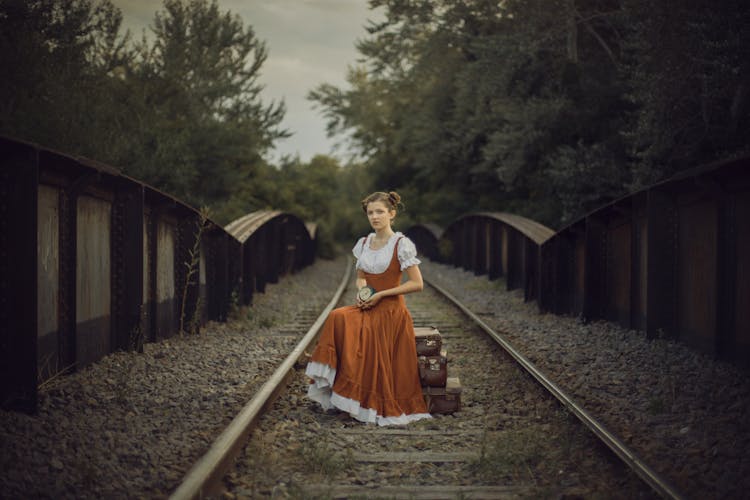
[366,200,395,230]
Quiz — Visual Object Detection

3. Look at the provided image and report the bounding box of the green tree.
[0,0,289,220]
[621,0,750,187]
[126,0,288,207]
[0,0,131,154]
[311,0,636,227]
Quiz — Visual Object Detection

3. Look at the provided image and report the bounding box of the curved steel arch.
[426,154,750,367]
[225,210,315,305]
[539,154,750,365]
[0,134,318,412]
[440,212,555,303]
[404,223,443,262]
[472,211,555,245]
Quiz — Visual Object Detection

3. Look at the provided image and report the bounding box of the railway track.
[171,259,679,499]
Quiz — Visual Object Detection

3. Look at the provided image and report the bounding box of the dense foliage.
[2,0,747,248]
[311,0,750,227]
[0,0,292,223]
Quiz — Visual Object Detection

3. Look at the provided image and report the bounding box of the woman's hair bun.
[361,190,405,212]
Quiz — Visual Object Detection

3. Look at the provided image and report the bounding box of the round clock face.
[357,286,375,302]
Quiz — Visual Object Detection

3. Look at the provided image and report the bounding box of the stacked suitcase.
[414,326,462,414]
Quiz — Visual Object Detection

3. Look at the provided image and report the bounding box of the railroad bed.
[2,257,748,498]
[223,282,654,499]
[420,261,750,500]
[0,258,348,499]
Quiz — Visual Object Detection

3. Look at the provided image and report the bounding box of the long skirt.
[305,297,430,426]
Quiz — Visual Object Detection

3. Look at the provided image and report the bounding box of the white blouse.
[352,232,421,274]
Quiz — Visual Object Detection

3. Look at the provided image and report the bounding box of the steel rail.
[425,278,685,500]
[170,257,353,500]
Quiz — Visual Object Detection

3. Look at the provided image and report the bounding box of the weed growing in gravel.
[236,307,281,330]
[286,483,336,500]
[243,307,279,329]
[647,329,678,414]
[114,353,138,407]
[466,277,498,291]
[298,441,353,478]
[226,437,283,497]
[647,396,667,415]
[556,408,584,459]
[228,287,241,320]
[128,319,144,353]
[471,428,544,482]
[179,207,209,336]
[37,353,76,391]
[259,315,277,328]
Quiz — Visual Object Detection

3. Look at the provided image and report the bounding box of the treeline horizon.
[2,0,748,255]
[311,0,750,228]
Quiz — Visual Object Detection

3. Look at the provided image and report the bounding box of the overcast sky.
[115,1,382,163]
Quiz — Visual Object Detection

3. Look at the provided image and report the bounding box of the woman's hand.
[355,270,368,307]
[359,292,382,310]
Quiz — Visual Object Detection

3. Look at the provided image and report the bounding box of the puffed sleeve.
[397,237,421,270]
[352,236,366,268]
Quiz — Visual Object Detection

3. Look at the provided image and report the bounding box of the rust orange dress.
[305,233,431,426]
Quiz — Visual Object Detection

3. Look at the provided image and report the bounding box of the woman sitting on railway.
[305,191,431,426]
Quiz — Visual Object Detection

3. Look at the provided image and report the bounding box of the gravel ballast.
[0,257,348,499]
[420,260,750,499]
[226,280,654,499]
[2,255,746,499]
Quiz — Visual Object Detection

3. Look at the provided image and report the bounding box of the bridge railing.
[404,223,443,262]
[540,157,749,364]
[224,210,316,305]
[415,155,750,367]
[438,212,555,303]
[0,135,316,412]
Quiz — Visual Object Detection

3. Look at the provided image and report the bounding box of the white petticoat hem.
[305,361,432,427]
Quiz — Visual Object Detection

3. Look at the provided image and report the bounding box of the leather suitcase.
[414,326,442,356]
[423,377,462,414]
[417,349,448,387]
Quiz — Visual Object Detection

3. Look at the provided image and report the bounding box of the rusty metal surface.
[155,219,177,339]
[634,202,648,331]
[156,220,176,303]
[143,214,154,343]
[474,211,555,245]
[732,194,750,362]
[0,139,39,412]
[305,222,318,240]
[1,135,318,412]
[37,185,59,371]
[224,210,282,243]
[500,226,508,277]
[606,216,632,326]
[204,232,230,322]
[487,223,501,280]
[225,211,315,306]
[143,215,150,302]
[436,213,556,303]
[437,154,750,367]
[505,228,524,291]
[645,189,678,339]
[75,195,112,366]
[676,195,718,353]
[404,223,442,261]
[112,186,144,352]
